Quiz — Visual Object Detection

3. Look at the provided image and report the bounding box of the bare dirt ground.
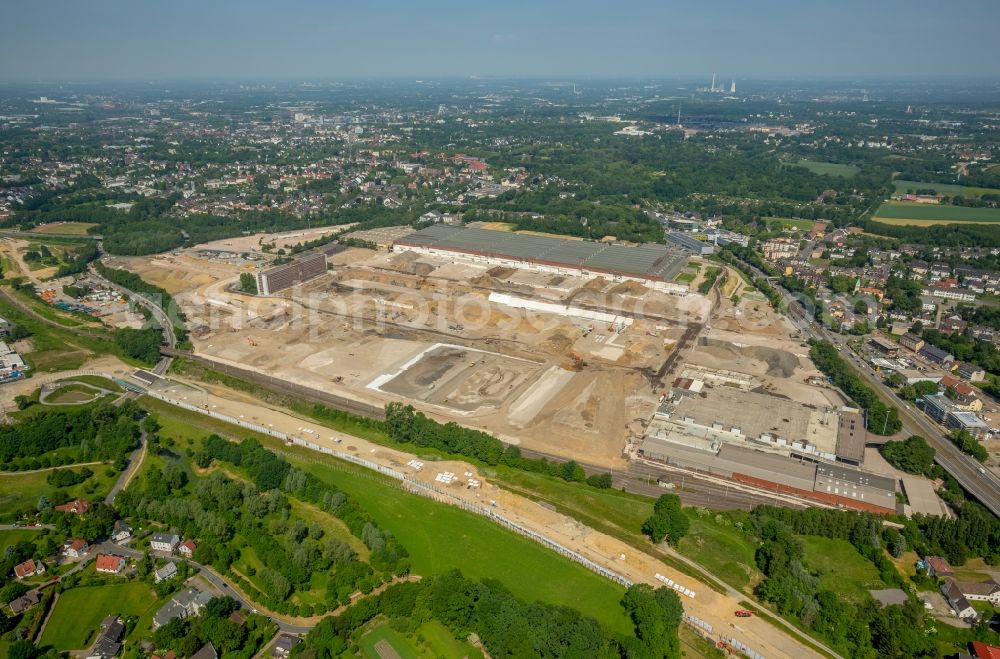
[126,246,706,467]
[150,375,824,659]
[192,223,357,254]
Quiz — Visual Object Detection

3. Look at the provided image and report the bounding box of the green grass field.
[762,217,820,231]
[674,271,696,283]
[360,623,421,659]
[872,201,1000,225]
[136,403,632,633]
[678,512,760,593]
[0,465,117,518]
[892,179,1000,199]
[40,582,159,650]
[795,160,859,178]
[800,536,883,602]
[296,458,633,635]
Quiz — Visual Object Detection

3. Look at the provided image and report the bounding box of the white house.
[150,533,180,553]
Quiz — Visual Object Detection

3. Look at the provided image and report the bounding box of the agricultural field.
[39,582,159,650]
[795,160,859,178]
[30,221,99,235]
[800,536,883,602]
[892,179,1000,198]
[872,201,1000,225]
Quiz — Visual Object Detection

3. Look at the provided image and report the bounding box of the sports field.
[892,179,1000,199]
[360,621,483,659]
[872,201,1000,225]
[795,160,859,178]
[40,582,158,650]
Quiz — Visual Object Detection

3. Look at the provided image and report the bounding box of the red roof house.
[53,499,90,515]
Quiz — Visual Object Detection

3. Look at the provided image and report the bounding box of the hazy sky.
[2,0,998,81]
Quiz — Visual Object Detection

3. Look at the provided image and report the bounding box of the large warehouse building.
[393,225,689,293]
[637,437,897,514]
[256,252,327,295]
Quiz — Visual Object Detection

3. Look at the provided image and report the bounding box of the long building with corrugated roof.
[393,225,689,293]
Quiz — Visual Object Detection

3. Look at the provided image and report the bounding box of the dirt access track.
[123,245,709,469]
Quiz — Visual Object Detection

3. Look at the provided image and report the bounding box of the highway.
[744,257,1000,518]
[88,262,175,376]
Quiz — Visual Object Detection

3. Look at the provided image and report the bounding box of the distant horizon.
[2,1,998,82]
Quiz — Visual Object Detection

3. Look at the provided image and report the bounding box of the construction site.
[115,225,942,515]
[116,228,711,467]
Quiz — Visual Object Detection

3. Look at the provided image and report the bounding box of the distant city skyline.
[2,0,999,82]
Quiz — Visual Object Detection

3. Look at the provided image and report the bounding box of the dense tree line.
[863,220,1000,247]
[808,341,902,435]
[747,506,940,658]
[880,436,935,476]
[384,403,612,486]
[114,327,162,364]
[0,401,140,465]
[295,571,682,659]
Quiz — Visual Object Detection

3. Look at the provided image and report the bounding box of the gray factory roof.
[395,225,687,281]
[815,463,896,494]
[637,436,818,492]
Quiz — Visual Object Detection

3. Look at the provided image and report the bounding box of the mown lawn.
[40,582,159,650]
[360,623,420,659]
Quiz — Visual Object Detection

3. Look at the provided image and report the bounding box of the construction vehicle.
[247,337,258,347]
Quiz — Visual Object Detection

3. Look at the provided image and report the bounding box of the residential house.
[111,520,133,543]
[924,555,955,578]
[152,588,213,629]
[942,578,979,620]
[54,499,90,515]
[153,562,178,584]
[970,641,1000,659]
[178,539,196,558]
[190,643,218,659]
[273,634,303,658]
[940,376,983,412]
[63,538,89,558]
[956,362,987,382]
[150,533,180,553]
[955,579,1000,607]
[13,558,45,579]
[900,333,925,352]
[8,590,41,615]
[89,615,125,658]
[95,554,126,575]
